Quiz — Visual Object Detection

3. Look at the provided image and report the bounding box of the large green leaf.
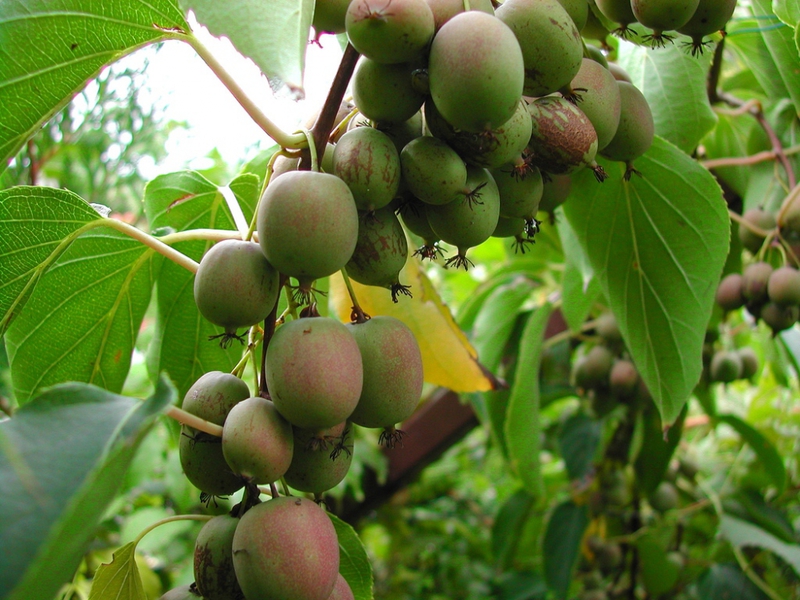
[144,171,244,400]
[751,0,800,114]
[492,488,536,570]
[774,0,800,28]
[0,377,175,600]
[0,186,102,336]
[0,0,188,171]
[726,16,793,103]
[700,113,755,200]
[617,42,717,154]
[542,500,589,599]
[563,137,729,424]
[505,302,553,499]
[717,414,786,492]
[181,0,314,94]
[558,413,602,481]
[5,226,161,404]
[87,542,145,600]
[329,514,373,600]
[695,563,768,600]
[720,515,800,576]
[634,404,686,496]
[558,213,601,332]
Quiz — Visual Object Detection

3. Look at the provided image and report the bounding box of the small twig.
[340,267,368,323]
[728,209,771,238]
[166,406,223,437]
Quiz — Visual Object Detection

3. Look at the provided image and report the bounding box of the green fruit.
[428,11,524,132]
[715,273,746,311]
[345,316,424,428]
[334,126,402,212]
[573,344,615,389]
[182,371,251,425]
[738,208,776,254]
[595,0,637,37]
[345,207,410,301]
[398,195,438,239]
[709,350,742,383]
[585,44,609,69]
[258,171,358,287]
[284,422,354,494]
[328,574,356,600]
[649,481,680,512]
[677,0,738,54]
[538,174,572,213]
[426,166,501,268]
[180,426,244,497]
[313,0,352,33]
[741,261,773,303]
[426,0,494,30]
[609,359,639,398]
[222,397,294,484]
[492,215,526,238]
[780,199,800,242]
[353,58,426,124]
[425,98,532,169]
[567,59,622,150]
[607,62,632,83]
[760,301,799,333]
[767,266,800,306]
[490,161,543,219]
[496,0,584,97]
[582,6,612,43]
[737,347,759,379]
[266,317,363,430]
[600,81,654,179]
[194,240,280,336]
[158,585,199,600]
[376,112,425,154]
[194,514,244,600]
[346,0,435,64]
[631,0,700,45]
[557,0,589,30]
[527,96,607,181]
[401,136,467,205]
[232,497,340,600]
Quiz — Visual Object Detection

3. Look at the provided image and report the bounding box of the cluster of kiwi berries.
[307,0,660,269]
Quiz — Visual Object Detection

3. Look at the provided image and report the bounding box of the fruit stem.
[184,34,307,150]
[340,267,368,323]
[247,149,292,242]
[727,209,771,239]
[166,406,224,437]
[298,128,319,172]
[283,282,301,321]
[160,228,244,244]
[701,145,800,170]
[103,218,199,273]
[259,279,283,396]
[133,514,213,547]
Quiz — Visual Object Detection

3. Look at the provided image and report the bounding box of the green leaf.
[720,514,800,577]
[329,514,374,600]
[695,563,769,600]
[492,489,536,570]
[0,186,102,336]
[542,500,589,599]
[0,0,188,171]
[634,404,686,496]
[774,0,800,27]
[617,42,717,154]
[734,488,797,543]
[5,226,160,404]
[700,113,755,199]
[558,413,602,481]
[563,137,729,424]
[228,172,261,226]
[143,171,244,400]
[726,16,792,103]
[181,0,315,94]
[636,532,680,596]
[494,571,548,600]
[751,0,800,113]
[505,302,553,498]
[558,213,601,332]
[87,542,146,600]
[716,414,786,492]
[0,376,175,600]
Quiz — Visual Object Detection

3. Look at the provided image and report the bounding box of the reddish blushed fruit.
[715,273,746,312]
[284,422,354,494]
[741,261,773,303]
[767,266,800,306]
[573,345,615,390]
[738,208,776,254]
[232,497,340,600]
[327,574,356,600]
[345,0,435,64]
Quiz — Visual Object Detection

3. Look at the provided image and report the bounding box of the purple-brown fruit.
[285,422,354,494]
[739,208,776,254]
[709,350,742,383]
[346,0,435,64]
[194,514,244,600]
[232,497,340,600]
[741,261,773,303]
[767,266,800,306]
[760,301,799,333]
[266,317,363,430]
[715,273,746,311]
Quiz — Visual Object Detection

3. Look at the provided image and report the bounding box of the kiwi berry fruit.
[352,58,426,124]
[631,0,700,46]
[595,0,638,38]
[573,344,615,390]
[709,350,742,383]
[284,422,354,494]
[760,301,799,333]
[600,81,655,179]
[400,135,467,205]
[194,514,243,600]
[741,261,773,303]
[313,0,352,34]
[566,58,622,150]
[345,0,435,64]
[738,208,776,254]
[715,272,746,312]
[649,480,680,512]
[767,266,800,306]
[609,359,639,399]
[737,347,759,379]
[677,0,738,55]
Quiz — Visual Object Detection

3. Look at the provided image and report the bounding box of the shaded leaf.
[182,0,314,94]
[726,16,792,102]
[700,113,755,199]
[637,531,680,596]
[559,413,602,481]
[563,137,729,424]
[0,377,175,600]
[329,514,373,600]
[5,226,161,404]
[695,563,768,600]
[717,414,786,492]
[505,303,553,498]
[751,0,800,114]
[734,488,797,543]
[492,488,536,570]
[87,542,145,600]
[617,42,716,154]
[543,500,589,599]
[634,404,686,496]
[493,571,548,600]
[720,514,800,577]
[558,213,601,332]
[0,0,188,170]
[330,257,498,393]
[143,171,244,400]
[0,186,102,336]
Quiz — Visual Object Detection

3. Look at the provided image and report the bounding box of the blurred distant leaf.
[720,514,800,576]
[543,500,589,598]
[717,414,786,492]
[559,413,602,481]
[634,405,685,496]
[637,532,680,596]
[695,563,768,600]
[492,489,536,570]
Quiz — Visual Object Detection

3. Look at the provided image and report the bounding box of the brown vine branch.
[260,276,284,397]
[701,146,800,170]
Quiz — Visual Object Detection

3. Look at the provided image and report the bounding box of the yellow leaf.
[330,256,499,393]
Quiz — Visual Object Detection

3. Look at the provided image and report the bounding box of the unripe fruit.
[631,0,700,46]
[556,0,589,30]
[609,359,639,399]
[345,207,410,301]
[492,215,526,238]
[490,161,544,220]
[567,59,622,150]
[738,347,759,379]
[767,266,800,306]
[595,541,623,573]
[232,497,340,600]
[346,316,424,428]
[595,311,623,345]
[266,317,363,429]
[426,0,494,30]
[741,261,773,303]
[574,344,615,389]
[401,136,467,205]
[182,371,251,424]
[709,350,742,383]
[352,58,426,124]
[334,127,402,212]
[285,422,354,494]
[595,0,637,37]
[538,174,572,214]
[428,11,524,132]
[738,208,776,254]
[258,171,359,286]
[600,82,655,179]
[496,0,584,97]
[222,397,294,484]
[649,481,680,512]
[346,0,435,64]
[585,44,609,69]
[607,62,633,83]
[677,0,738,55]
[715,273,746,311]
[194,240,280,336]
[760,301,799,333]
[194,514,243,600]
[328,574,356,600]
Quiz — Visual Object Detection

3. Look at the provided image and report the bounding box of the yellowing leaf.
[330,257,498,393]
[88,542,146,600]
